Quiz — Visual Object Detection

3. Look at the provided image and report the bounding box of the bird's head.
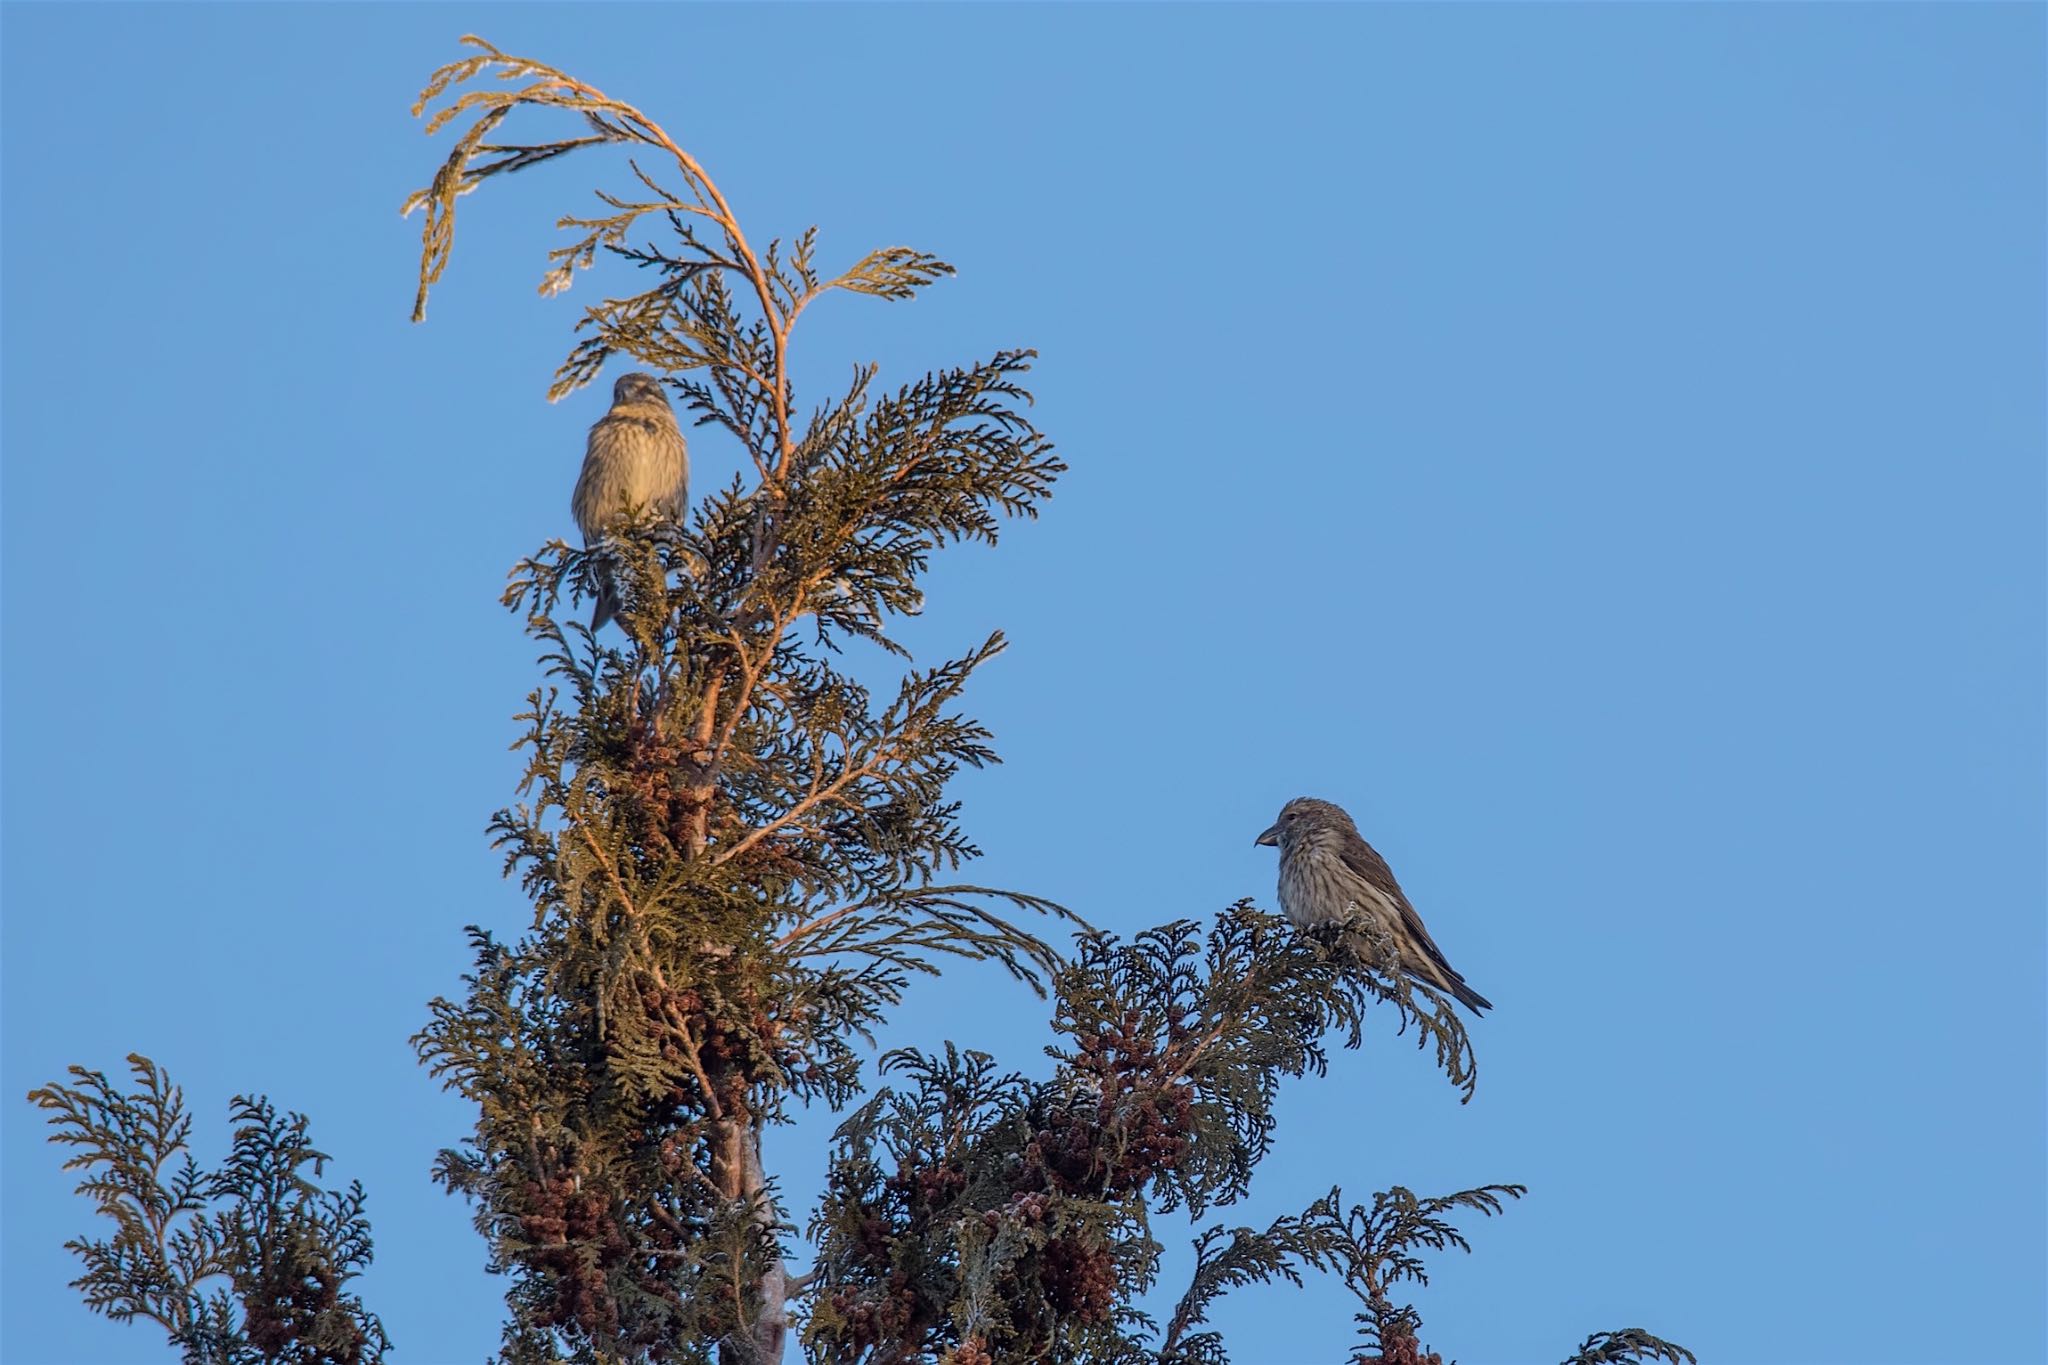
[611,372,671,408]
[1254,796,1354,850]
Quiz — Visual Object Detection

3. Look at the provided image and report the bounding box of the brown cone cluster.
[239,1235,371,1365]
[814,1005,1209,1357]
[1369,1326,1446,1365]
[1023,1008,1194,1199]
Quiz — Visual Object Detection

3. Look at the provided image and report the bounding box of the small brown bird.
[571,372,690,632]
[1255,797,1492,1014]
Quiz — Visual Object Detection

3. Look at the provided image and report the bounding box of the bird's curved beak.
[1254,823,1281,848]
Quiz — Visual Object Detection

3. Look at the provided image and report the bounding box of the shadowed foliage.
[27,34,1691,1365]
[27,1056,390,1365]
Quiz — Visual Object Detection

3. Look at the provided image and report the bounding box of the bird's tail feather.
[589,577,621,634]
[1441,976,1492,1015]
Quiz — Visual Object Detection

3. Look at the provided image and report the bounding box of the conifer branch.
[27,1057,390,1365]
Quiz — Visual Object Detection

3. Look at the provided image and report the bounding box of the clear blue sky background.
[4,6,2042,1364]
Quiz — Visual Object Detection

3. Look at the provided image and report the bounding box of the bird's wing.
[569,420,610,539]
[665,430,690,522]
[1337,834,1465,982]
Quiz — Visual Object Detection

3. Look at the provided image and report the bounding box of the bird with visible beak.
[1256,796,1492,1015]
[571,371,690,633]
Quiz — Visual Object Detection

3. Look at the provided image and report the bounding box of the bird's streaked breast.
[572,409,690,540]
[1277,845,1400,932]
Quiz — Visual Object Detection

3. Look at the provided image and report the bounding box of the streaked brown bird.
[1255,797,1492,1015]
[571,372,690,632]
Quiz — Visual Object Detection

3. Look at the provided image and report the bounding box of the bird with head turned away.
[1255,797,1492,1016]
[571,372,690,632]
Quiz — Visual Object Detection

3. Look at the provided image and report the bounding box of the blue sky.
[3,6,2042,1364]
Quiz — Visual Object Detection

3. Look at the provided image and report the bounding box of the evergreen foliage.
[26,34,1692,1365]
[26,1056,390,1365]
